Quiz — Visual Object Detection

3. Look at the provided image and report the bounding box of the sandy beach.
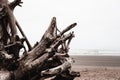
[72,56,120,80]
[72,66,120,80]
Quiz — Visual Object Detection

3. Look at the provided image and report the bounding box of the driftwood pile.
[0,0,80,80]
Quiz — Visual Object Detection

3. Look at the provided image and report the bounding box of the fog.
[13,0,120,54]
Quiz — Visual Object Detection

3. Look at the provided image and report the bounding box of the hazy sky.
[13,0,120,52]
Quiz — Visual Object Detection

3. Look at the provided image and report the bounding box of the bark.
[0,0,80,80]
[41,57,73,76]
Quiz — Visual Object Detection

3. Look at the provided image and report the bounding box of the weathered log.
[0,0,80,80]
[9,19,76,80]
[9,0,23,10]
[57,23,77,37]
[24,17,57,62]
[9,0,32,51]
[13,32,75,79]
[41,57,73,76]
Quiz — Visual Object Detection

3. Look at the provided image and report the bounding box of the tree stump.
[0,0,80,80]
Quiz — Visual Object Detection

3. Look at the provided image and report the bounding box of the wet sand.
[72,56,120,80]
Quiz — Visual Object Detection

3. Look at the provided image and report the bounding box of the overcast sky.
[13,0,120,52]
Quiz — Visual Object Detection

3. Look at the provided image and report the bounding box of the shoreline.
[71,56,120,80]
[71,55,120,67]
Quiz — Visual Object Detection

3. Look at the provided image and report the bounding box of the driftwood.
[0,0,80,80]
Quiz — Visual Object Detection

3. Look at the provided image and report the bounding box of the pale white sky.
[13,0,120,52]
